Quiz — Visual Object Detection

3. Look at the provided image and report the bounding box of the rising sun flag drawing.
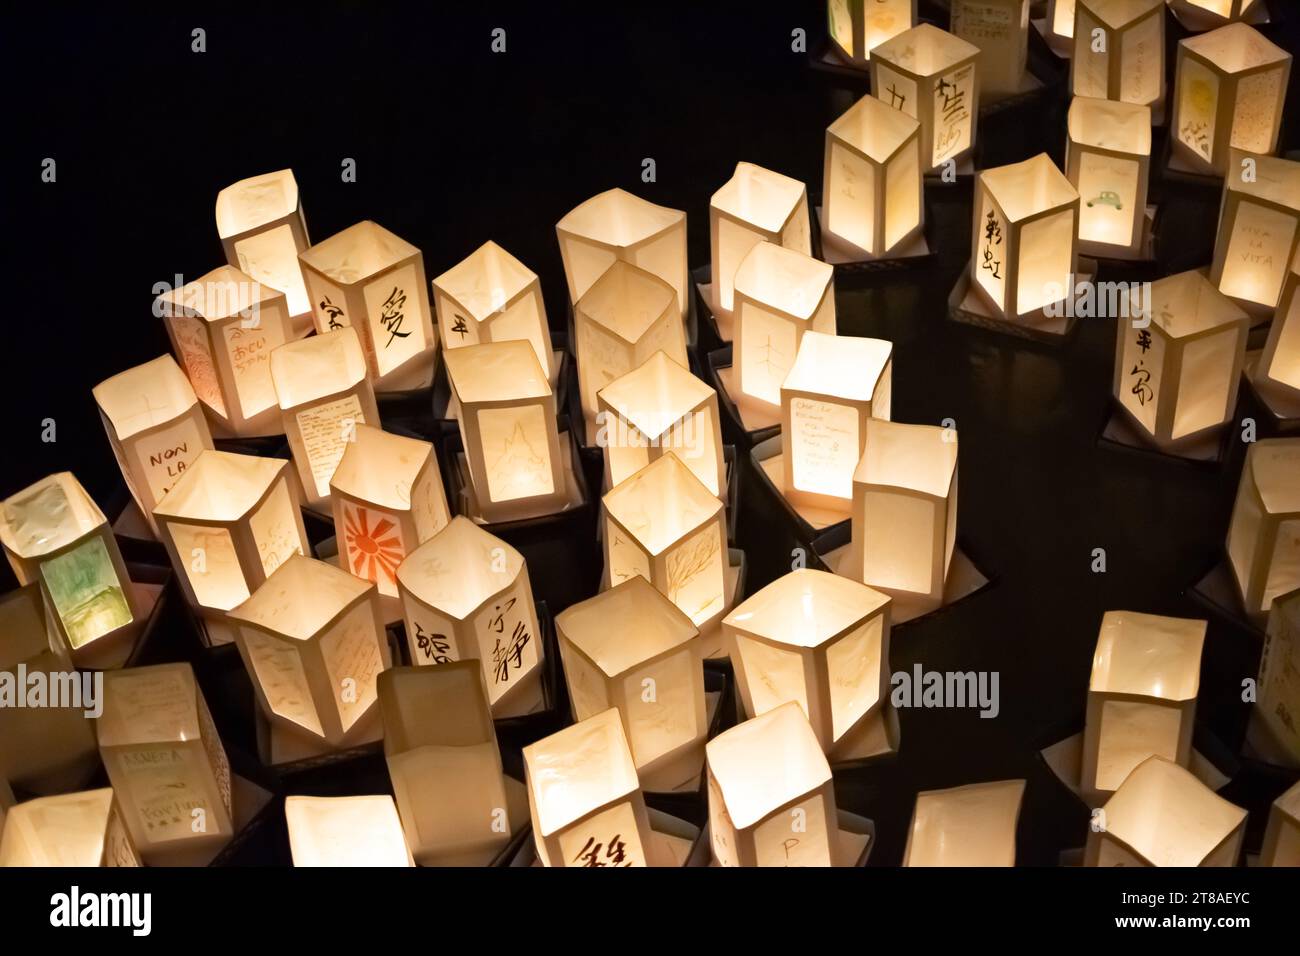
[343,505,404,587]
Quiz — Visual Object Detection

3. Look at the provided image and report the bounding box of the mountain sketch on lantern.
[488,421,549,500]
[343,504,405,588]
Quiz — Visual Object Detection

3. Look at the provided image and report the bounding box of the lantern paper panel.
[826,0,916,66]
[1256,588,1300,767]
[1211,151,1300,312]
[0,778,10,834]
[1071,0,1165,111]
[0,789,140,867]
[1257,248,1300,402]
[1259,779,1300,866]
[215,169,311,322]
[1226,438,1300,621]
[903,780,1025,866]
[1066,96,1153,257]
[1047,0,1077,46]
[950,0,1030,100]
[1169,0,1269,30]
[285,795,413,867]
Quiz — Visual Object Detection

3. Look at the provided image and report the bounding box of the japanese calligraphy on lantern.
[876,63,918,118]
[474,594,537,690]
[558,803,647,868]
[1120,321,1166,434]
[362,263,427,378]
[933,64,974,168]
[411,621,454,664]
[975,197,1006,307]
[296,394,366,500]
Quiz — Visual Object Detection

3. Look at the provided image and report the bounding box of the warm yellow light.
[1071,0,1165,110]
[1226,438,1300,620]
[1067,97,1152,255]
[0,789,140,867]
[950,0,1030,99]
[216,169,311,320]
[1258,249,1300,397]
[1256,588,1300,766]
[286,795,413,867]
[1260,779,1300,866]
[710,163,811,316]
[903,780,1025,866]
[826,0,916,65]
[1211,151,1300,311]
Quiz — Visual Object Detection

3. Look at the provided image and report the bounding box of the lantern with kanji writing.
[903,780,1025,866]
[1259,779,1300,866]
[1256,587,1300,766]
[950,0,1030,100]
[1226,437,1300,622]
[215,169,311,327]
[826,0,916,66]
[0,789,140,867]
[1071,0,1165,112]
[1211,151,1300,314]
[1066,97,1152,258]
[285,795,413,867]
[1255,248,1300,405]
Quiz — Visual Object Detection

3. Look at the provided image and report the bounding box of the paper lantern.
[1080,611,1206,799]
[1066,97,1153,258]
[395,516,543,715]
[969,154,1079,322]
[822,93,924,259]
[0,473,142,666]
[574,260,688,426]
[215,169,311,323]
[903,780,1025,866]
[1256,587,1300,765]
[596,350,725,498]
[1259,780,1300,866]
[1071,0,1165,111]
[378,663,514,865]
[1168,0,1270,31]
[0,789,140,867]
[557,576,706,792]
[1112,270,1249,449]
[1226,438,1300,621]
[285,795,412,867]
[228,554,390,748]
[705,701,839,866]
[851,419,958,611]
[1046,0,1077,49]
[523,708,657,867]
[1210,151,1300,313]
[443,339,566,523]
[93,355,215,536]
[157,265,293,438]
[1171,23,1291,176]
[1256,248,1300,403]
[950,0,1030,100]
[826,0,916,66]
[330,424,450,599]
[298,220,437,390]
[709,162,811,320]
[97,663,233,865]
[871,24,981,174]
[269,327,381,510]
[1084,755,1246,866]
[603,453,729,631]
[782,331,892,513]
[431,240,556,383]
[0,779,11,838]
[556,188,689,317]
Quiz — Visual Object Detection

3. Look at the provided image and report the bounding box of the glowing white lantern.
[903,780,1025,866]
[0,789,140,867]
[950,0,1031,100]
[1226,438,1300,621]
[1260,779,1300,866]
[215,169,311,325]
[1071,0,1165,111]
[1169,0,1270,31]
[1255,248,1300,404]
[1066,97,1153,258]
[1256,587,1300,765]
[1211,151,1300,313]
[826,0,916,66]
[285,795,412,867]
[1045,0,1077,52]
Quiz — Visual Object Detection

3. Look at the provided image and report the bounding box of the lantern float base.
[706,347,782,448]
[693,265,736,352]
[947,259,1097,344]
[1188,558,1268,638]
[807,43,872,87]
[508,806,701,867]
[750,435,851,540]
[1099,402,1233,466]
[813,204,936,273]
[686,810,876,867]
[1244,356,1300,431]
[109,495,162,558]
[1079,205,1158,263]
[254,703,385,773]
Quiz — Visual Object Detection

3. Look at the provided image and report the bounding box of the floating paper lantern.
[1256,587,1300,765]
[1071,0,1165,111]
[706,702,839,866]
[950,0,1030,100]
[1169,0,1269,30]
[903,780,1025,866]
[215,169,311,322]
[1066,97,1152,258]
[1259,780,1300,866]
[1171,23,1292,176]
[1226,438,1300,621]
[1080,611,1206,799]
[826,0,916,66]
[1210,151,1300,313]
[1084,755,1246,866]
[1255,249,1300,402]
[822,93,924,259]
[157,265,293,438]
[0,789,140,867]
[1046,0,1077,50]
[285,795,413,867]
[871,24,981,174]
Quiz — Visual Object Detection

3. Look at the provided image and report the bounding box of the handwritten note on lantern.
[297,395,365,499]
[790,398,859,499]
[249,481,302,578]
[134,419,206,503]
[1222,203,1296,305]
[223,319,284,418]
[170,315,226,416]
[320,602,383,732]
[242,628,322,736]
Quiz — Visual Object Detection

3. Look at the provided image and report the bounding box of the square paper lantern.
[1170,0,1266,27]
[1257,588,1300,765]
[330,424,450,599]
[970,154,1079,323]
[378,663,513,866]
[950,0,1030,100]
[1211,151,1300,312]
[822,93,924,259]
[1071,0,1165,111]
[0,789,140,867]
[1259,780,1300,866]
[903,780,1025,866]
[523,708,657,867]
[782,331,892,513]
[1112,270,1249,449]
[574,260,688,425]
[827,0,916,67]
[557,577,706,791]
[432,240,555,383]
[97,663,233,865]
[1085,756,1247,866]
[228,554,390,749]
[157,265,293,438]
[596,350,725,498]
[215,169,311,322]
[1256,249,1300,402]
[556,188,689,316]
[93,355,215,535]
[1080,611,1206,799]
[443,339,566,523]
[1066,97,1153,258]
[706,702,839,867]
[298,220,437,390]
[1171,23,1292,176]
[725,569,891,758]
[871,24,981,174]
[1046,0,1077,50]
[285,795,413,867]
[603,453,729,631]
[1226,438,1300,620]
[153,451,308,617]
[852,419,958,611]
[0,473,141,666]
[709,162,811,318]
[396,516,543,715]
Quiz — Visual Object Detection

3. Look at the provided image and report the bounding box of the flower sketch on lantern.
[1226,437,1300,622]
[826,0,916,67]
[215,168,312,327]
[1071,0,1165,113]
[1211,151,1300,314]
[950,0,1031,101]
[0,788,140,867]
[903,780,1025,866]
[1066,97,1153,258]
[285,795,413,867]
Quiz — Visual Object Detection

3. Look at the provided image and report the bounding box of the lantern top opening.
[1182,22,1289,74]
[378,662,495,752]
[285,795,411,867]
[557,188,684,248]
[908,779,1025,866]
[1249,438,1300,514]
[523,708,641,838]
[558,576,698,678]
[603,453,722,556]
[980,154,1078,224]
[432,240,535,321]
[829,94,920,163]
[330,424,432,511]
[1225,150,1300,209]
[0,789,117,867]
[598,350,711,437]
[153,451,284,523]
[726,568,889,648]
[1146,271,1247,338]
[0,472,106,558]
[1082,0,1162,29]
[733,242,832,321]
[0,585,53,665]
[873,24,979,75]
[299,220,419,285]
[269,327,369,409]
[855,419,957,498]
[93,355,198,440]
[712,162,806,234]
[1090,610,1205,699]
[396,516,524,620]
[577,260,677,343]
[443,339,550,405]
[230,554,372,641]
[215,169,299,238]
[156,265,283,323]
[97,663,202,748]
[1068,97,1152,154]
[784,331,892,402]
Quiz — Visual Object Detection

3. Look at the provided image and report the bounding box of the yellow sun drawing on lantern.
[343,505,404,587]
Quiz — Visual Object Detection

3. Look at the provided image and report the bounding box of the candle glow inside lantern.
[1256,587,1300,766]
[285,795,413,867]
[97,663,233,865]
[298,220,438,391]
[706,702,840,866]
[215,169,311,323]
[826,0,916,66]
[270,327,381,510]
[157,265,293,438]
[1255,248,1300,404]
[1071,0,1165,112]
[1046,0,1077,49]
[870,24,981,174]
[1211,151,1300,313]
[1169,0,1267,28]
[93,355,215,535]
[822,93,924,259]
[950,0,1030,100]
[1260,779,1300,866]
[1085,755,1247,866]
[596,350,725,498]
[903,780,1025,866]
[228,554,390,749]
[1112,270,1249,450]
[1066,97,1153,258]
[1226,438,1300,621]
[395,516,543,716]
[0,789,140,867]
[443,340,567,523]
[1171,23,1291,176]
